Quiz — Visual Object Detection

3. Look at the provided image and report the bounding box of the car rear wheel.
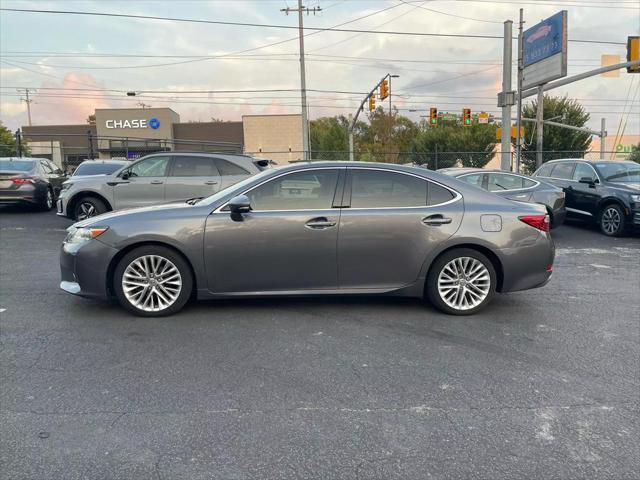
[74,196,107,221]
[426,248,496,315]
[114,246,193,317]
[38,188,54,211]
[599,204,625,237]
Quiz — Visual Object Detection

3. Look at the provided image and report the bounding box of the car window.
[535,163,555,177]
[458,173,483,187]
[350,170,427,208]
[0,159,35,172]
[572,163,596,181]
[129,156,169,177]
[427,182,455,205]
[487,173,524,191]
[523,178,537,188]
[215,159,249,176]
[247,169,339,211]
[39,160,54,174]
[171,156,219,177]
[550,162,575,180]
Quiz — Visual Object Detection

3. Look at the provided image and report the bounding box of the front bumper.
[56,193,71,217]
[60,238,119,298]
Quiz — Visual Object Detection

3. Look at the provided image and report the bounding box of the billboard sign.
[522,10,568,89]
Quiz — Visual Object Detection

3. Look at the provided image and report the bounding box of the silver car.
[60,162,555,317]
[57,152,268,220]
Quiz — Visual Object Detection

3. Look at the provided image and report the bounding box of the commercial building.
[22,107,304,169]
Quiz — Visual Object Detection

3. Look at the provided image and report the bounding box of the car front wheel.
[426,248,496,315]
[113,246,193,317]
[599,204,626,237]
[74,196,107,221]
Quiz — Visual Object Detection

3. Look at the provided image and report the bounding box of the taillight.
[12,177,35,185]
[519,214,550,233]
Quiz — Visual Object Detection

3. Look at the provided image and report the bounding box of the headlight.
[61,183,72,191]
[630,194,640,203]
[65,226,108,244]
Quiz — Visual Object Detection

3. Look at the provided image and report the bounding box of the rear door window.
[550,162,575,180]
[171,156,219,177]
[350,170,427,208]
[535,163,555,177]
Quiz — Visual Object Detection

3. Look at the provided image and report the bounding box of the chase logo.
[148,117,161,129]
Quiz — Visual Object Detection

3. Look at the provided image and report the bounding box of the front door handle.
[204,180,218,185]
[305,217,337,229]
[422,214,452,226]
[150,180,164,185]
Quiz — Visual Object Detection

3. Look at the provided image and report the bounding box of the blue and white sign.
[522,10,568,89]
[148,117,161,129]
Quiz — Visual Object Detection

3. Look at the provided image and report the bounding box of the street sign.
[522,11,568,89]
[478,112,489,124]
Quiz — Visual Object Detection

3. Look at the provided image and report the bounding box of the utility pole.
[515,9,524,173]
[600,118,606,159]
[535,87,544,168]
[498,20,514,171]
[282,1,321,162]
[15,130,22,157]
[18,89,34,126]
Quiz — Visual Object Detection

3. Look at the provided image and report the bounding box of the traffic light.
[379,79,389,100]
[429,107,438,126]
[628,36,639,73]
[463,108,472,126]
[368,95,376,111]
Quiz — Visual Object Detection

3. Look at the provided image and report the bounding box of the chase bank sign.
[105,117,161,130]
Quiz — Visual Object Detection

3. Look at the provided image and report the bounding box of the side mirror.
[121,170,130,180]
[579,176,595,186]
[228,195,251,214]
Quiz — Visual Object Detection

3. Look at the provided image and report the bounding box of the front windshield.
[196,168,275,205]
[595,162,640,183]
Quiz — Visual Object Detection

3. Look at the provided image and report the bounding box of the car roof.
[78,159,128,165]
[543,158,635,165]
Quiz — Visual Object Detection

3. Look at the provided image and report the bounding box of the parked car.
[71,159,128,177]
[60,162,555,317]
[57,152,269,221]
[439,168,566,228]
[532,159,640,236]
[0,157,66,210]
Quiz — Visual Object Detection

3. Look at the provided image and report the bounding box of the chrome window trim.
[347,166,463,208]
[456,171,540,193]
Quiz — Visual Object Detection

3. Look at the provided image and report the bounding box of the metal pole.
[600,118,606,159]
[87,130,94,160]
[15,130,22,157]
[536,86,544,168]
[515,8,524,173]
[297,0,309,161]
[435,144,438,170]
[500,20,513,171]
[388,74,392,112]
[348,114,354,161]
[25,89,32,127]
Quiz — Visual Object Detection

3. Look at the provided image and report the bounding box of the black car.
[439,167,566,228]
[533,159,640,236]
[0,157,67,210]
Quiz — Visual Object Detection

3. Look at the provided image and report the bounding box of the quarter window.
[247,169,339,211]
[487,173,524,191]
[129,156,169,177]
[215,159,249,176]
[171,156,218,177]
[572,163,595,182]
[427,182,455,205]
[350,170,427,208]
[550,162,575,180]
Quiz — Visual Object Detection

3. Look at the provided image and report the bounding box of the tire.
[426,248,497,316]
[38,187,54,211]
[598,204,626,237]
[74,196,107,221]
[113,246,193,317]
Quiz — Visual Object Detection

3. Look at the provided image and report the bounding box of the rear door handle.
[305,217,337,229]
[422,215,452,226]
[150,180,164,185]
[204,180,218,185]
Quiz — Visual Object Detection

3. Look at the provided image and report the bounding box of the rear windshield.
[73,162,124,176]
[0,159,35,172]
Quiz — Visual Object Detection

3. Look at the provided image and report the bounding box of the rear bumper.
[60,239,119,298]
[0,186,39,205]
[499,232,555,293]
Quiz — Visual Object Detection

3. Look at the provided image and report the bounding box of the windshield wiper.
[185,197,204,205]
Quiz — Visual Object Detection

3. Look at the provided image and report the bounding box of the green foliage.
[520,95,591,172]
[310,115,350,160]
[628,143,640,163]
[356,108,419,163]
[0,122,22,157]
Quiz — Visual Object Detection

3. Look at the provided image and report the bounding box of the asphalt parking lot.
[1,207,638,480]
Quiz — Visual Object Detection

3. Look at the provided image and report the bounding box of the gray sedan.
[439,168,566,228]
[60,162,555,317]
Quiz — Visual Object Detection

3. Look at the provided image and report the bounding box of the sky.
[0,0,639,142]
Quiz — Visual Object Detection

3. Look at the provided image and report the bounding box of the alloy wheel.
[77,202,96,220]
[122,255,182,312]
[437,256,491,311]
[46,190,53,209]
[601,207,621,235]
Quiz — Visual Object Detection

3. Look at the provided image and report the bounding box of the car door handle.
[204,181,218,185]
[305,217,337,229]
[422,215,452,226]
[150,180,164,185]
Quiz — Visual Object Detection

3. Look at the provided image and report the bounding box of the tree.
[410,124,498,169]
[0,122,22,156]
[520,94,591,172]
[356,108,419,163]
[310,115,350,160]
[628,143,640,164]
[86,114,96,125]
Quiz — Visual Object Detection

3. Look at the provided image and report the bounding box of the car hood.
[609,182,640,192]
[73,202,195,228]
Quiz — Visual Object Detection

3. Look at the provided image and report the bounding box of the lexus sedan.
[439,168,566,228]
[0,157,66,210]
[60,162,555,317]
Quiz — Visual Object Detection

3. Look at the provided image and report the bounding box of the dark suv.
[533,159,640,236]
